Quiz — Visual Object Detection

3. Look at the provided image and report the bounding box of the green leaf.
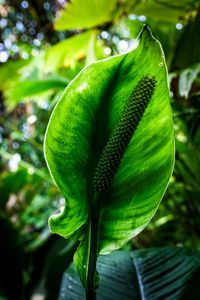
[54,0,118,30]
[85,31,97,65]
[132,0,197,23]
[178,63,200,98]
[0,59,30,87]
[59,248,200,300]
[4,77,67,106]
[172,10,200,69]
[0,55,69,110]
[44,31,96,72]
[44,26,174,289]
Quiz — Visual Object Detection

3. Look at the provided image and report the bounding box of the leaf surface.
[178,63,200,98]
[44,26,174,287]
[132,0,196,23]
[59,248,200,300]
[54,0,118,30]
[44,31,94,72]
[4,78,67,103]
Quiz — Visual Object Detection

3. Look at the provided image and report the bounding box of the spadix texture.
[93,75,156,192]
[44,27,174,285]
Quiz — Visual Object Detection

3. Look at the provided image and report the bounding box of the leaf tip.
[139,24,157,42]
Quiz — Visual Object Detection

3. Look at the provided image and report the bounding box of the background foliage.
[0,0,200,299]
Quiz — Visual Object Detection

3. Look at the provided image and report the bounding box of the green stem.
[85,193,101,300]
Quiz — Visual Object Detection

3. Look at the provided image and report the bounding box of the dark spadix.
[93,75,156,192]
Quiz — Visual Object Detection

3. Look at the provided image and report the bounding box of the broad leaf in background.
[172,10,200,69]
[0,59,32,109]
[132,0,197,23]
[85,31,98,65]
[44,31,95,72]
[0,59,30,88]
[0,56,68,110]
[44,26,174,289]
[59,248,200,300]
[4,77,68,108]
[54,0,118,30]
[178,63,200,98]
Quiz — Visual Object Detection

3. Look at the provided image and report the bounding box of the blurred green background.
[0,0,200,299]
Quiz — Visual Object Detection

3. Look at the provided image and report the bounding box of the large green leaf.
[59,248,200,300]
[54,0,118,30]
[44,26,174,289]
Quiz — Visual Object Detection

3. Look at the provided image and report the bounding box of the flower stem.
[85,193,101,300]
